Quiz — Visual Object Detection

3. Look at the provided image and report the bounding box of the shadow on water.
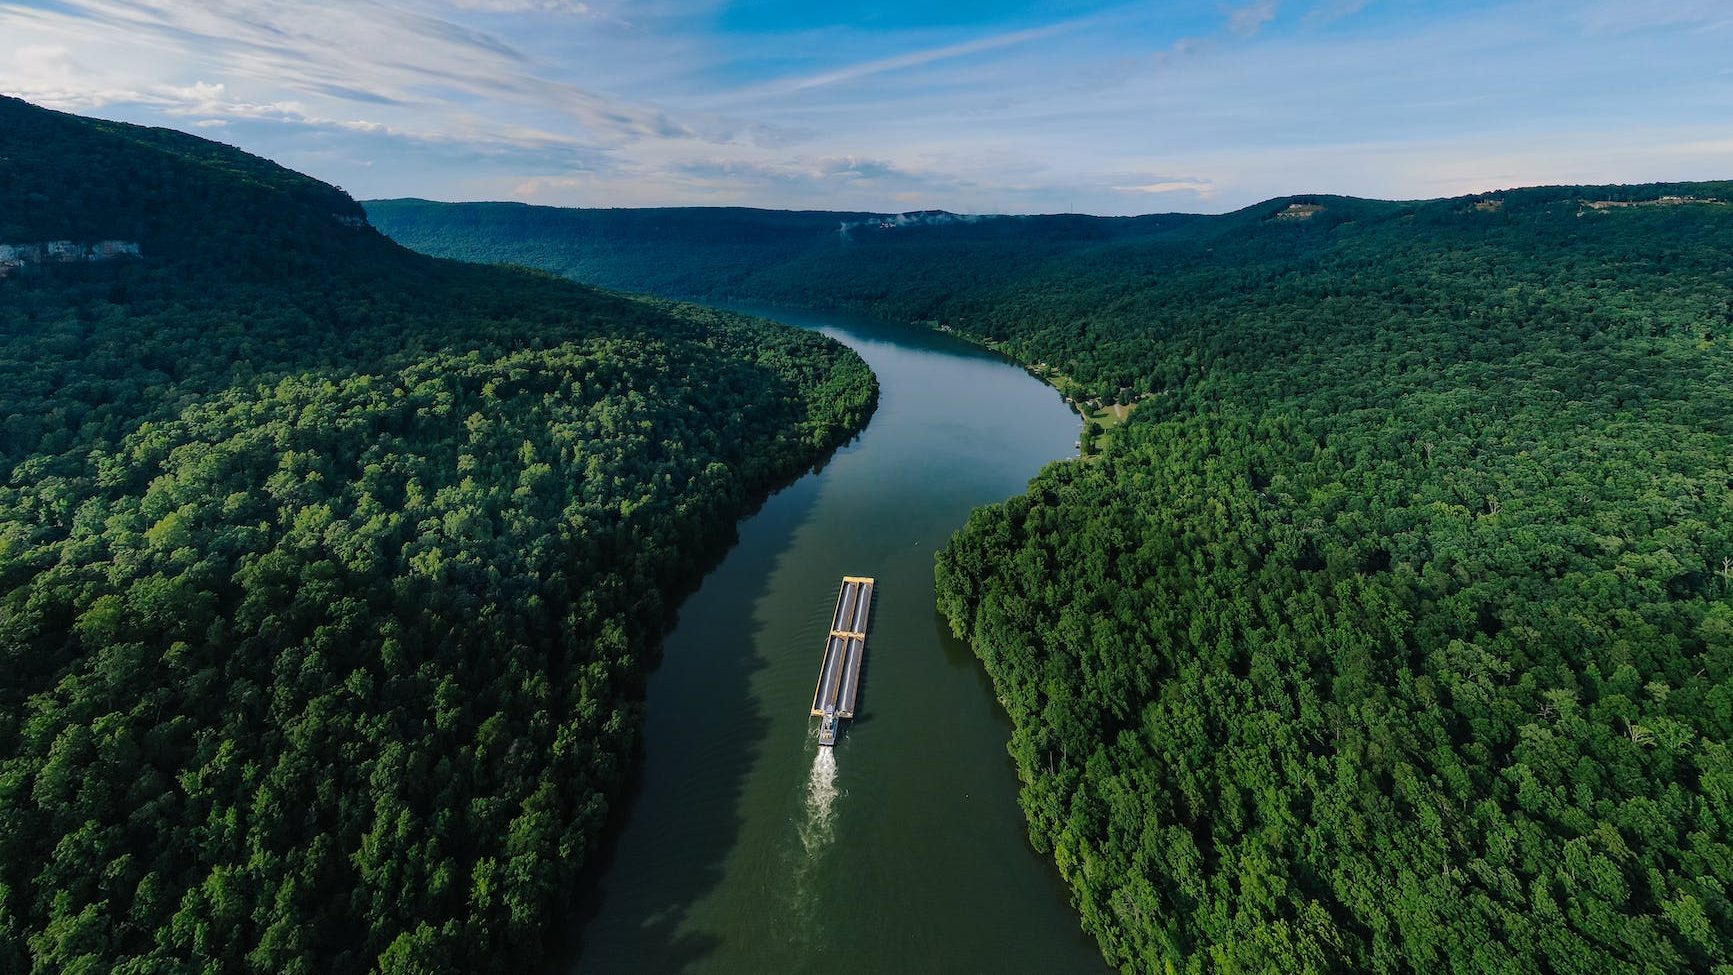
[927,606,1091,924]
[934,606,985,672]
[549,467,832,973]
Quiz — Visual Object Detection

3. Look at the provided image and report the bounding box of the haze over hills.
[369,188,1733,972]
[0,96,875,973]
[366,185,1733,355]
[363,197,1239,308]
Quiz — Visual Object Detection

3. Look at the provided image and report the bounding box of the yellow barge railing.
[812,576,875,745]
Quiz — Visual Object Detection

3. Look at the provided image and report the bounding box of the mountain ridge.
[367,178,1733,222]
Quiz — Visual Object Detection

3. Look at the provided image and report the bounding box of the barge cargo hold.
[811,576,874,745]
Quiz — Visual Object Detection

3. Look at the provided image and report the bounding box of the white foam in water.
[799,746,839,856]
[780,745,841,948]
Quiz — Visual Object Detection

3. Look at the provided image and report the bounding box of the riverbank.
[556,305,1108,974]
[931,320,1146,456]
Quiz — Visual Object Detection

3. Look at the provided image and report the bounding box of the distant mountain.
[363,197,1226,309]
[0,97,874,973]
[372,185,1733,973]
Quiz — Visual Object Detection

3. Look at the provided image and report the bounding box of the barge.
[811,576,874,745]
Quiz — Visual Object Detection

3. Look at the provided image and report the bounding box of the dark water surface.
[562,307,1109,974]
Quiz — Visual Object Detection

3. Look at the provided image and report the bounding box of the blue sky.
[1,0,1730,214]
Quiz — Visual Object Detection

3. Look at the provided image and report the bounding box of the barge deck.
[812,576,874,745]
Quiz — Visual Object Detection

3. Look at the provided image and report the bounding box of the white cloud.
[1305,0,1370,25]
[1578,0,1733,35]
[742,21,1085,97]
[515,174,591,197]
[1111,177,1216,197]
[0,0,711,147]
[0,47,393,134]
[445,0,595,12]
[3,0,1729,215]
[1227,0,1279,37]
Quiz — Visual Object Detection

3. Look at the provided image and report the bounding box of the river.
[561,306,1110,973]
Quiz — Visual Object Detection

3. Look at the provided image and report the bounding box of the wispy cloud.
[1305,0,1371,25]
[2,0,1729,215]
[1577,0,1733,35]
[740,21,1086,98]
[445,0,597,13]
[1227,0,1279,37]
[1,36,645,188]
[660,153,941,193]
[5,44,380,131]
[1111,176,1216,197]
[0,0,708,146]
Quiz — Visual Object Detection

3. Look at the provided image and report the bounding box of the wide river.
[562,306,1110,973]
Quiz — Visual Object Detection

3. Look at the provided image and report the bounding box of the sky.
[1,0,1730,215]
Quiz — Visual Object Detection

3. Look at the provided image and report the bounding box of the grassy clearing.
[1024,360,1151,458]
[1078,401,1135,457]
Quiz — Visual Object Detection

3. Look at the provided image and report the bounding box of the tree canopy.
[374,186,1733,973]
[0,96,875,973]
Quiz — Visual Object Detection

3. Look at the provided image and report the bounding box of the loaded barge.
[811,576,874,745]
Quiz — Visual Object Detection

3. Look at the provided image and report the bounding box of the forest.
[372,188,1733,973]
[0,96,876,973]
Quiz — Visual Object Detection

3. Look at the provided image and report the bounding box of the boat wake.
[780,744,841,948]
[799,746,839,857]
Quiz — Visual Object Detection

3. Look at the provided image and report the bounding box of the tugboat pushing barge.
[811,576,874,745]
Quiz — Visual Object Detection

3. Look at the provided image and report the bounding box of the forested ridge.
[371,188,1733,972]
[0,97,876,973]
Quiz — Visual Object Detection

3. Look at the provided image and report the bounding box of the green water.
[563,307,1109,973]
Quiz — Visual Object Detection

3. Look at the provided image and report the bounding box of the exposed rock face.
[0,240,140,276]
[1274,202,1325,220]
[1583,195,1726,211]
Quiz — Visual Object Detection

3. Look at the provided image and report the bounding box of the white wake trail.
[799,746,839,857]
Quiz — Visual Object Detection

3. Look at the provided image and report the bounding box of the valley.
[1,48,1730,970]
[372,188,1733,973]
[557,306,1105,973]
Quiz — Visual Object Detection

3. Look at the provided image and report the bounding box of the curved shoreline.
[556,302,1109,973]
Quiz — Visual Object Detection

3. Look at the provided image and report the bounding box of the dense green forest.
[0,97,875,973]
[371,189,1733,972]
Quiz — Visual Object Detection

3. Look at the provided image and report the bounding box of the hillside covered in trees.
[371,189,1733,973]
[0,97,875,973]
